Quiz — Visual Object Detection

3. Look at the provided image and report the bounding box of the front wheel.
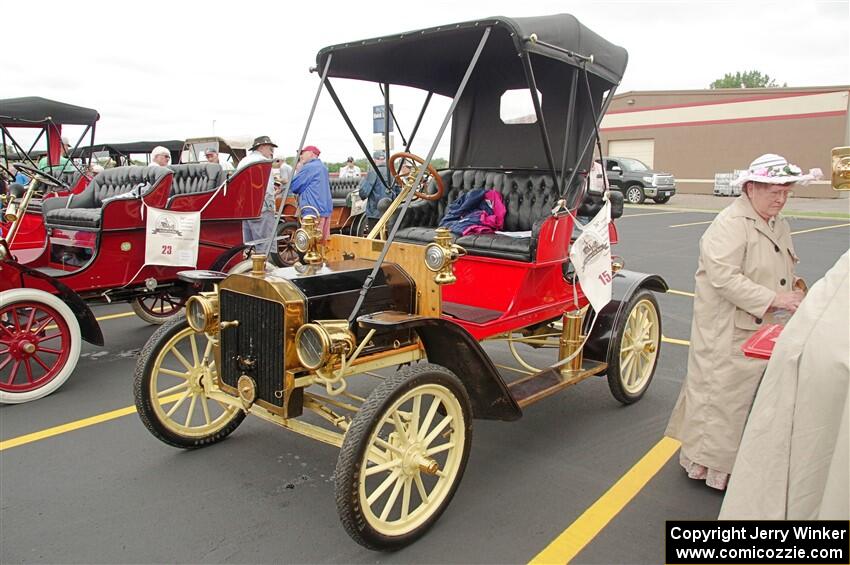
[270,221,301,268]
[133,318,244,448]
[606,289,661,404]
[625,184,645,204]
[335,363,472,550]
[131,291,187,325]
[0,288,81,404]
[653,195,671,204]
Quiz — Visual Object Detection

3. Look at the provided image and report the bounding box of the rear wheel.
[335,363,472,550]
[625,184,645,204]
[0,289,81,404]
[606,289,661,404]
[134,318,244,448]
[270,221,301,267]
[131,291,187,325]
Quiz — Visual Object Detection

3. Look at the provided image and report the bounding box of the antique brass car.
[134,14,667,550]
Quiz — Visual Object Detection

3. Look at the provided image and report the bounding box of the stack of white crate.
[713,171,744,196]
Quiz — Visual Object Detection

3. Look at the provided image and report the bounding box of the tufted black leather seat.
[167,163,225,200]
[394,170,560,261]
[330,176,360,207]
[42,166,169,229]
[394,169,625,261]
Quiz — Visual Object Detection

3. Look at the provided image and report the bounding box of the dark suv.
[597,156,676,204]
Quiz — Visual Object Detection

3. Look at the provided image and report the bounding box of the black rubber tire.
[606,289,661,405]
[334,363,473,551]
[133,317,245,449]
[270,221,301,268]
[625,184,645,204]
[653,195,671,204]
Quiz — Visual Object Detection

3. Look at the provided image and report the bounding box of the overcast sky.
[3,0,848,162]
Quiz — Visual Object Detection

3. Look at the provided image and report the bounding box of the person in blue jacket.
[290,145,332,243]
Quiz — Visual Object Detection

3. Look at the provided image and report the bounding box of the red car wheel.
[0,289,81,403]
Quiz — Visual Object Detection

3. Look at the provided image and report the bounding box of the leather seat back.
[400,169,559,231]
[72,165,168,208]
[330,176,359,199]
[168,163,225,196]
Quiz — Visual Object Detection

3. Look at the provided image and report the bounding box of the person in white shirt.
[150,146,171,167]
[235,136,278,255]
[338,156,362,180]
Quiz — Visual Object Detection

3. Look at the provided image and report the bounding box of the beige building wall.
[601,87,850,198]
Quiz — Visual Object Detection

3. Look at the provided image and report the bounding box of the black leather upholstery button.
[755,318,763,324]
[780,278,787,285]
[774,244,780,252]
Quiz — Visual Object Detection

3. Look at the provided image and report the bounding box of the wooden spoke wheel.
[133,318,244,448]
[607,289,661,404]
[388,152,445,202]
[335,363,472,550]
[0,289,81,404]
[131,291,187,325]
[270,221,301,268]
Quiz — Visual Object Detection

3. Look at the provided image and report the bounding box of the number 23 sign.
[144,207,201,267]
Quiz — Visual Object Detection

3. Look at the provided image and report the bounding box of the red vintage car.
[134,14,667,550]
[0,151,272,403]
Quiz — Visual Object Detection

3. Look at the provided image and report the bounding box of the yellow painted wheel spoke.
[423,414,453,447]
[391,411,408,439]
[159,367,189,379]
[410,396,422,439]
[165,390,191,417]
[400,477,412,519]
[364,458,401,477]
[373,436,405,457]
[418,397,441,442]
[157,381,189,398]
[200,395,211,425]
[170,348,193,371]
[413,473,430,504]
[379,475,405,521]
[190,334,200,366]
[185,394,198,427]
[425,441,455,457]
[367,469,401,506]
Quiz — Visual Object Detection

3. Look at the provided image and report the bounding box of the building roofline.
[614,85,850,98]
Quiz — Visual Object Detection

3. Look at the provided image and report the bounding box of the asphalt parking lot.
[1,200,848,564]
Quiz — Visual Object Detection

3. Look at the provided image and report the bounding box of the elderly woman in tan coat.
[665,154,820,490]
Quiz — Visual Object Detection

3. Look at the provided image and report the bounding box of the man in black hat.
[235,136,279,255]
[339,156,362,180]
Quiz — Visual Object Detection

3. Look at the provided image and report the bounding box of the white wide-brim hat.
[731,153,822,187]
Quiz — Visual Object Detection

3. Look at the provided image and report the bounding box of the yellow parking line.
[791,222,850,236]
[666,289,695,298]
[620,210,685,218]
[94,311,137,322]
[0,393,181,452]
[669,220,713,228]
[529,436,681,564]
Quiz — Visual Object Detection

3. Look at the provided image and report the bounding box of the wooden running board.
[508,359,608,408]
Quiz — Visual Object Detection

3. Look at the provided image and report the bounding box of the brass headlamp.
[424,227,466,285]
[832,147,850,191]
[294,215,322,264]
[185,292,220,333]
[295,320,356,370]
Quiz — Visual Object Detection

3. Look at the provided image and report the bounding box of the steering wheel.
[12,163,67,189]
[388,152,445,202]
[0,162,16,183]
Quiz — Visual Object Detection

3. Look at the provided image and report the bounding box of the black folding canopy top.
[316,14,628,171]
[317,14,627,93]
[0,96,100,126]
[76,140,184,155]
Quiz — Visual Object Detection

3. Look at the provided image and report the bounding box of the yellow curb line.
[529,436,682,564]
[662,336,690,347]
[0,393,182,452]
[666,289,695,298]
[669,220,713,228]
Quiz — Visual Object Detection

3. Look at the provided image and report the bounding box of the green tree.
[710,70,786,89]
